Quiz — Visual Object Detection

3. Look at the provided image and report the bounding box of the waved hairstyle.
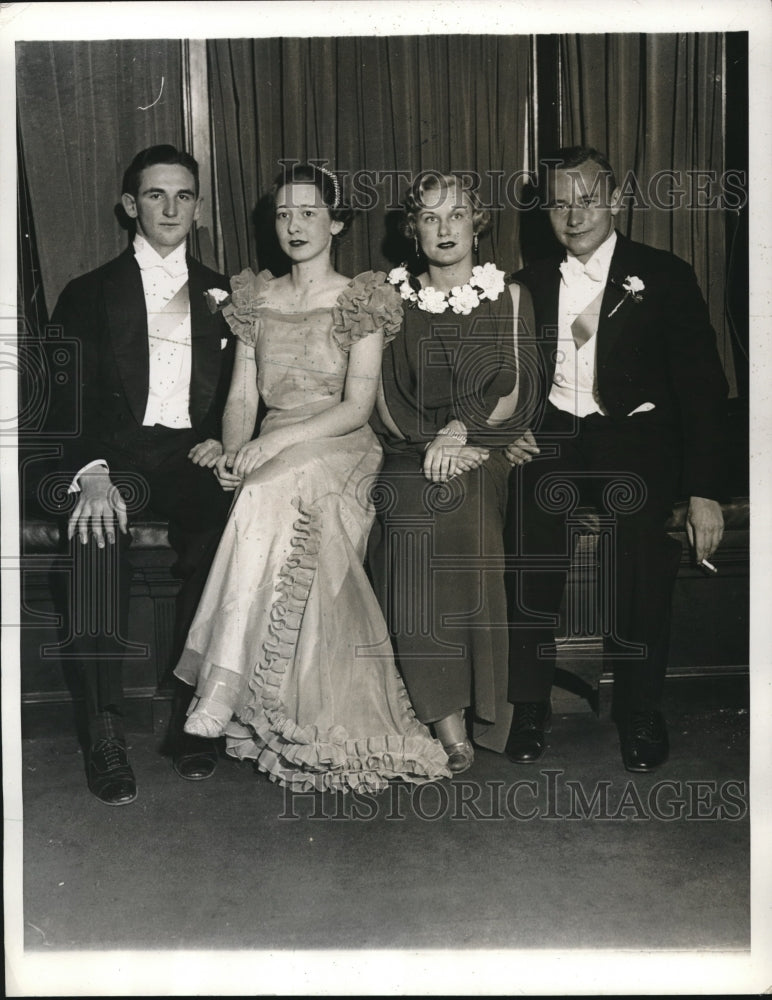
[402,171,492,241]
[122,144,200,198]
[270,162,354,240]
[538,146,618,204]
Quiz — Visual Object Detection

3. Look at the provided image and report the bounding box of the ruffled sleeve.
[221,268,273,347]
[331,270,403,352]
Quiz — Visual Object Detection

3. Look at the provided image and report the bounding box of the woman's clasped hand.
[422,436,490,483]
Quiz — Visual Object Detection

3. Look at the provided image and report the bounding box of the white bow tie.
[560,254,605,284]
[135,250,187,279]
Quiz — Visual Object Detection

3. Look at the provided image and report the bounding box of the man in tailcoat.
[505,146,728,771]
[49,145,235,803]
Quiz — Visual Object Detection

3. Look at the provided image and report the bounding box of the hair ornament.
[317,165,341,209]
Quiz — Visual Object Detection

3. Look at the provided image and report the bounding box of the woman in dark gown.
[369,171,535,772]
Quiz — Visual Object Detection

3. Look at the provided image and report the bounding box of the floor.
[16,677,750,963]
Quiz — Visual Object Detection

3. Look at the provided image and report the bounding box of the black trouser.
[506,404,683,711]
[59,427,232,725]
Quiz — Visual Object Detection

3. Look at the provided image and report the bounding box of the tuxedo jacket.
[513,232,729,501]
[49,248,235,475]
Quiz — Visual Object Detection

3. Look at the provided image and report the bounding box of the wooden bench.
[552,497,749,714]
[18,499,749,734]
[20,518,181,736]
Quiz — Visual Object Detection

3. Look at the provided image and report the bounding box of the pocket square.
[221,338,228,350]
[627,402,655,416]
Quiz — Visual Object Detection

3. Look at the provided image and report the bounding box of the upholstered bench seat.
[22,517,174,553]
[20,513,181,735]
[567,496,749,535]
[19,498,749,732]
[552,497,749,713]
[21,497,750,552]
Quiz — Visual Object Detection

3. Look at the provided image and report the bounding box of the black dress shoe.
[505,701,552,764]
[173,735,218,781]
[620,709,669,772]
[87,739,137,805]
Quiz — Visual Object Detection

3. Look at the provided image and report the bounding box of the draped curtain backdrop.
[16,41,183,317]
[558,33,736,393]
[15,35,736,392]
[207,36,532,280]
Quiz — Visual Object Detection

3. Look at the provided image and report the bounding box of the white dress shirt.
[134,234,193,429]
[549,230,617,418]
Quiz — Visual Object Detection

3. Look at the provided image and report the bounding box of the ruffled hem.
[222,268,273,346]
[331,271,403,352]
[226,725,452,794]
[228,494,451,793]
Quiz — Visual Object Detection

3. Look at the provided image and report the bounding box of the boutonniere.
[204,287,231,314]
[608,275,645,318]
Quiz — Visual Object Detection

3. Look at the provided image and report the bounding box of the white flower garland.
[387,262,507,316]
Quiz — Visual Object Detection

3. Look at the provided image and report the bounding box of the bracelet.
[436,425,467,445]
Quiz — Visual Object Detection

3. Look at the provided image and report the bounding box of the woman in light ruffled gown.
[174,163,450,792]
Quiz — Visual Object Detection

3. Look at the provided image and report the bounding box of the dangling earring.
[414,235,420,256]
[473,234,479,255]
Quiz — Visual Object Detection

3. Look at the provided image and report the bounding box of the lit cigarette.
[700,558,717,573]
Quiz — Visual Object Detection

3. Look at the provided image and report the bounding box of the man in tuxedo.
[49,145,235,804]
[505,146,728,771]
